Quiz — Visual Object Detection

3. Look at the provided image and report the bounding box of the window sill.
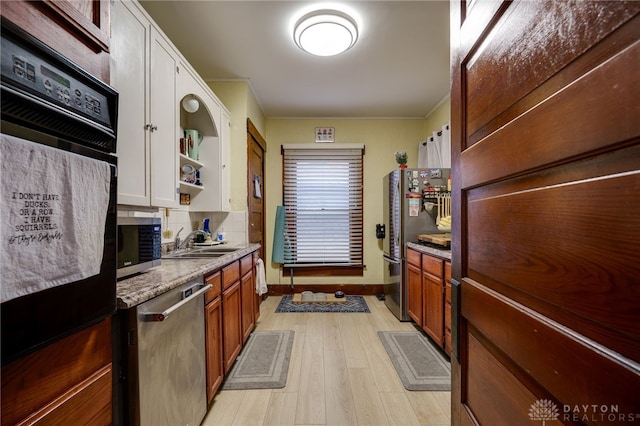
[282,265,364,277]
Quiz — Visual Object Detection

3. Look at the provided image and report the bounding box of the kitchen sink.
[162,246,240,259]
[163,252,227,259]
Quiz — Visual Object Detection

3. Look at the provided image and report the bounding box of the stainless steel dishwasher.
[132,277,211,426]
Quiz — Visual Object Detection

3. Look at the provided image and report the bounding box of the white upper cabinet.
[112,0,179,208]
[110,0,150,206]
[111,0,229,211]
[148,28,179,207]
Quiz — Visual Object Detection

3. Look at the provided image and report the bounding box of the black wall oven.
[1,18,118,365]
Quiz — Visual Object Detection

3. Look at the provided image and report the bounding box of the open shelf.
[179,153,204,169]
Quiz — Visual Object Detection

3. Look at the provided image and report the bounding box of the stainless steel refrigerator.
[382,168,450,320]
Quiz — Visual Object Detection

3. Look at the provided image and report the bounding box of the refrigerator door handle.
[394,180,401,248]
[383,255,401,264]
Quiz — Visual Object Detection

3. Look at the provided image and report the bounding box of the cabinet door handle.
[145,123,158,132]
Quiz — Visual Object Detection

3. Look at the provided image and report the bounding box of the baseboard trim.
[267,284,383,296]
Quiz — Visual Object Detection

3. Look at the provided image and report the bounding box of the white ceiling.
[139,1,451,119]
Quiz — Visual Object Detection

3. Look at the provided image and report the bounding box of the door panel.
[450,1,640,424]
[461,33,640,187]
[467,166,639,353]
[247,119,266,261]
[464,1,637,143]
[465,331,538,426]
[463,281,640,414]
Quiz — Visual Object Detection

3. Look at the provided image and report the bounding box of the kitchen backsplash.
[117,208,248,245]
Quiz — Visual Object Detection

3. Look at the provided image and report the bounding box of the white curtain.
[417,123,450,168]
[418,137,430,168]
[440,124,451,168]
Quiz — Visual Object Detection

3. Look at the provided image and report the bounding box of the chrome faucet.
[174,227,184,251]
[177,230,207,250]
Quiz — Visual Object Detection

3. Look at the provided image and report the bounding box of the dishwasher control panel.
[181,283,201,300]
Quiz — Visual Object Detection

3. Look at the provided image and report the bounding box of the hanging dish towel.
[255,258,268,296]
[0,134,111,303]
[272,205,286,264]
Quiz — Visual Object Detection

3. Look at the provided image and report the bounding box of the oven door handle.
[143,284,212,322]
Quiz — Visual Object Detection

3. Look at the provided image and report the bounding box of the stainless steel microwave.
[117,217,161,279]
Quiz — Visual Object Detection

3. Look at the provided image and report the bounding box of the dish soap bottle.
[203,218,212,242]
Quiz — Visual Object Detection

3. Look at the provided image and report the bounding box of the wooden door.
[450,1,640,424]
[247,119,267,261]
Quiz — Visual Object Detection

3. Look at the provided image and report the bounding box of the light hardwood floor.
[202,295,451,426]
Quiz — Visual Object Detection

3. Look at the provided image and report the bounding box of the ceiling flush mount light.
[181,95,200,113]
[294,9,358,56]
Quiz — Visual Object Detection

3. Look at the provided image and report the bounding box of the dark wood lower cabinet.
[422,267,444,348]
[222,261,242,374]
[240,254,256,343]
[1,318,112,425]
[204,271,224,403]
[204,249,261,402]
[406,247,451,356]
[406,248,423,324]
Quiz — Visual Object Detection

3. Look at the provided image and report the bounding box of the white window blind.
[282,145,364,267]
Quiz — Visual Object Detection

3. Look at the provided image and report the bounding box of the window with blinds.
[282,144,364,268]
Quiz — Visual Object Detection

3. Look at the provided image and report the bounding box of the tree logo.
[529,399,559,425]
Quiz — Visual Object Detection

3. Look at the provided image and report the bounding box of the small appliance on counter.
[117,217,161,279]
[382,167,451,320]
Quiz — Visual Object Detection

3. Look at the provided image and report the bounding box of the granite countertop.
[116,243,260,309]
[407,241,452,261]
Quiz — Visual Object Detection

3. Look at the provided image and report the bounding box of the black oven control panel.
[1,36,111,128]
[1,18,117,152]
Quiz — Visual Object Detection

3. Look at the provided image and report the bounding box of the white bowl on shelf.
[437,225,451,233]
[314,293,327,301]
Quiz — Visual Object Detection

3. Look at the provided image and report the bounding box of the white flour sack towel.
[0,134,111,303]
